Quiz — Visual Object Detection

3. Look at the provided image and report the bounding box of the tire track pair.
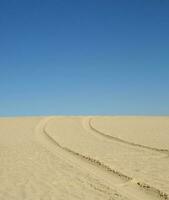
[36,117,169,200]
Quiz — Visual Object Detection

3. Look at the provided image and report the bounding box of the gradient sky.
[0,0,169,116]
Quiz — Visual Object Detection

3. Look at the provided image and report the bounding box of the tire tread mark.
[39,117,169,200]
[89,118,169,155]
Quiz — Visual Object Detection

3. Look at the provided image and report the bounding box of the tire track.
[35,117,137,200]
[36,117,169,200]
[43,120,130,184]
[88,117,169,156]
[84,117,169,199]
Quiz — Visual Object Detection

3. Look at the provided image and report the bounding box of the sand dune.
[0,116,169,199]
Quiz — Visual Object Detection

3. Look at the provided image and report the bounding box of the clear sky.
[0,0,169,116]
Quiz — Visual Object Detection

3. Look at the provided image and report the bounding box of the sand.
[0,116,169,200]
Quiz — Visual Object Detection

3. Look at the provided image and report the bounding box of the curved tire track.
[36,117,169,200]
[88,118,169,156]
[43,119,131,183]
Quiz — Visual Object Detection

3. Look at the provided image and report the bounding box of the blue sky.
[0,0,169,116]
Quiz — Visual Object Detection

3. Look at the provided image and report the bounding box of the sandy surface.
[0,116,169,200]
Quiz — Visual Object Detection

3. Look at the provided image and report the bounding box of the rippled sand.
[0,116,169,200]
